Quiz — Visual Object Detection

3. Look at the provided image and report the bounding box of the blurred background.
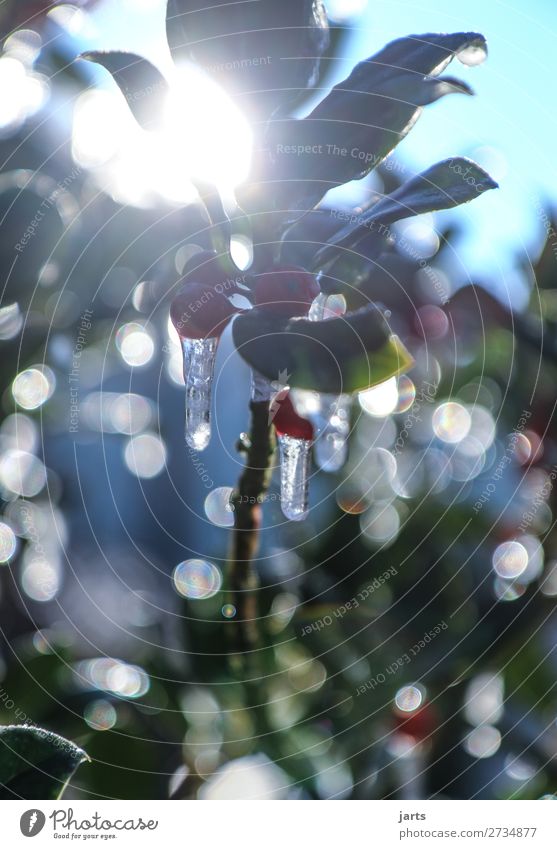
[1,0,557,800]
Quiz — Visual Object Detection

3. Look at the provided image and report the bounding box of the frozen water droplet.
[181,336,218,450]
[278,434,312,521]
[457,40,487,67]
[308,292,347,321]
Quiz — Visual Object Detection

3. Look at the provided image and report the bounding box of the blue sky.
[88,0,557,306]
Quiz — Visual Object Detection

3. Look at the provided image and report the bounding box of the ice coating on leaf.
[249,31,488,213]
[278,434,312,521]
[181,336,218,450]
[233,303,413,394]
[315,157,498,266]
[0,725,89,799]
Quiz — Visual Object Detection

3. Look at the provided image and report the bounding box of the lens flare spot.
[432,402,471,443]
[12,366,55,410]
[205,487,235,527]
[359,377,398,418]
[395,684,423,712]
[492,540,528,579]
[0,522,17,562]
[116,322,155,367]
[124,433,166,479]
[84,699,117,731]
[173,559,222,600]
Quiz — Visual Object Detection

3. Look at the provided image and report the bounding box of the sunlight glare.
[72,65,252,207]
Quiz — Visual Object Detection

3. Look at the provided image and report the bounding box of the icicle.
[250,368,273,403]
[305,292,352,470]
[251,267,319,521]
[277,433,312,521]
[181,336,218,450]
[273,393,313,521]
[290,389,351,472]
[313,393,351,471]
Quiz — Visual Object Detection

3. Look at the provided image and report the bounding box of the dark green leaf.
[232,305,413,393]
[165,0,329,119]
[247,32,487,213]
[0,725,89,800]
[80,51,168,131]
[314,157,498,267]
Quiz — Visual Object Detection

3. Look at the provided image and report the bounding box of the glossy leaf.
[314,157,498,267]
[232,305,413,393]
[80,51,168,131]
[248,32,487,213]
[0,725,89,800]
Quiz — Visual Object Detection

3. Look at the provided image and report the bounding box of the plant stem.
[226,399,275,664]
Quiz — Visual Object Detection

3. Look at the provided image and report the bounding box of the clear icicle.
[251,368,273,403]
[312,393,351,472]
[181,336,218,451]
[305,291,352,471]
[291,389,351,472]
[278,434,312,521]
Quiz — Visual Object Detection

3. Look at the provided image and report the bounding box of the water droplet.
[308,292,347,320]
[458,39,488,67]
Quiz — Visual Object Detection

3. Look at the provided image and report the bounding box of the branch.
[225,399,275,664]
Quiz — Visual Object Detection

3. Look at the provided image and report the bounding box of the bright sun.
[72,64,253,207]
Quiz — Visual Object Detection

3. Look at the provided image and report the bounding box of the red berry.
[255,265,320,317]
[182,250,246,295]
[393,704,438,743]
[170,282,239,339]
[273,394,313,440]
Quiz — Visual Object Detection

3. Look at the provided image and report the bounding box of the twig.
[226,400,275,663]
